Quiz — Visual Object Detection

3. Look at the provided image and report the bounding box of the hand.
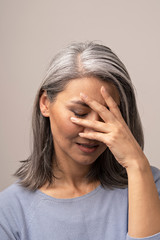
[70,86,147,170]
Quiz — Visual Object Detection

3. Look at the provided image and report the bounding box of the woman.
[0,42,160,240]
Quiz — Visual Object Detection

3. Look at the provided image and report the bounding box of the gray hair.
[15,42,144,190]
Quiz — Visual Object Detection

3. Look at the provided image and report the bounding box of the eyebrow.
[70,100,89,107]
[70,100,120,108]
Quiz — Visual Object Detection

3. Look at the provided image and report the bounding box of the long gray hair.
[15,42,144,190]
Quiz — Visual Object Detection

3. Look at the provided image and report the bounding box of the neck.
[52,155,93,189]
[39,154,100,199]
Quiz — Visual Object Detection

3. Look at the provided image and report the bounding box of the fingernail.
[70,117,79,122]
[80,92,88,99]
[101,86,106,92]
[79,133,84,136]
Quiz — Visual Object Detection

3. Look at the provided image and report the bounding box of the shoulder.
[0,182,36,208]
[0,182,40,223]
[0,182,42,237]
[150,166,160,193]
[150,165,160,182]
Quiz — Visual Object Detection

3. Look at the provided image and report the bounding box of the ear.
[39,91,50,117]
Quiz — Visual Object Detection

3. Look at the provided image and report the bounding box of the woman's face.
[40,77,119,167]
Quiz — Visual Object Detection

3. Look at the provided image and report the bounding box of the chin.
[75,156,97,166]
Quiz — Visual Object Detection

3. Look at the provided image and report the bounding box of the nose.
[83,112,101,133]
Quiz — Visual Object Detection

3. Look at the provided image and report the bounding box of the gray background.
[0,0,160,191]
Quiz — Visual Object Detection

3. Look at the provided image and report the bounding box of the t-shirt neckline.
[36,184,102,203]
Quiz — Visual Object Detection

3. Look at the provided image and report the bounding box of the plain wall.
[0,0,160,191]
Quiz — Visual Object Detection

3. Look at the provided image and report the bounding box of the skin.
[40,77,119,197]
[40,76,160,238]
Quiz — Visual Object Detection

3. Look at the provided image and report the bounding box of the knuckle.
[92,120,97,125]
[111,102,117,108]
[90,120,97,127]
[109,136,116,146]
[87,132,96,139]
[115,126,121,135]
[109,134,118,144]
[111,135,116,144]
[98,105,106,114]
[87,98,92,105]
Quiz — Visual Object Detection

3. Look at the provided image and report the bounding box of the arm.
[127,159,160,238]
[70,86,160,238]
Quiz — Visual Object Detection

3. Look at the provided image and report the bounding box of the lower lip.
[76,143,98,153]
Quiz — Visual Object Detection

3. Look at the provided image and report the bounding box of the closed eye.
[72,111,88,118]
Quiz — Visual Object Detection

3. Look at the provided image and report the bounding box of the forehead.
[55,77,119,105]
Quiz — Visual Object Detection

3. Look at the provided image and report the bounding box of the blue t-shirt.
[0,166,160,240]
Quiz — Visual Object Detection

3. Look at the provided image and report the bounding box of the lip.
[76,142,99,153]
[77,141,99,146]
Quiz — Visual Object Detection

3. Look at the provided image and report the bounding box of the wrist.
[126,156,150,176]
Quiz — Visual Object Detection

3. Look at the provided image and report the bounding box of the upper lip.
[76,142,99,146]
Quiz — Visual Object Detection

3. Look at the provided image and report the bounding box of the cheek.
[50,114,83,138]
[60,120,81,137]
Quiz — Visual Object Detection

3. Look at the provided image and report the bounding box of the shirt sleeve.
[126,166,160,240]
[0,190,20,240]
[0,209,20,240]
[126,232,160,240]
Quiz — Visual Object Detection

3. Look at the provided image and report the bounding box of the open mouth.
[76,143,99,153]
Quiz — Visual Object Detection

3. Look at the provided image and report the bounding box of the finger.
[80,93,115,123]
[79,131,111,147]
[101,86,125,123]
[70,117,111,133]
[79,131,107,144]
